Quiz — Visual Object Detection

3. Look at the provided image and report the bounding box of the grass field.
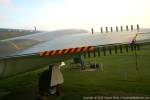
[0,45,150,100]
[0,30,39,40]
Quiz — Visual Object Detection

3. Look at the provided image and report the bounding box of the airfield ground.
[0,29,40,40]
[0,45,150,100]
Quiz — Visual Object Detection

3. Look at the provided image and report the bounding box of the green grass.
[0,45,150,100]
[0,31,39,40]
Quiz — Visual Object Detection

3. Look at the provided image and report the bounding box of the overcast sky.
[0,0,150,31]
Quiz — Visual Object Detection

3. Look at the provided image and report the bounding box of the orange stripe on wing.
[70,48,77,53]
[89,46,96,51]
[82,47,89,52]
[57,50,63,54]
[51,50,57,55]
[39,52,44,56]
[39,51,47,56]
[39,46,96,56]
[64,48,71,54]
[76,47,83,52]
[45,51,52,56]
[80,47,87,52]
[55,50,61,54]
[67,48,73,53]
[60,49,66,54]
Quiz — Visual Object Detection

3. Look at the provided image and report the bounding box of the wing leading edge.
[0,29,150,78]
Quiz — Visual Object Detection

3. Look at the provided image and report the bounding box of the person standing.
[37,65,52,100]
[49,63,64,96]
[37,63,64,100]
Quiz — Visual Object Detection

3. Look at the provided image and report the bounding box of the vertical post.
[100,63,104,72]
[125,45,129,52]
[109,47,112,55]
[137,44,140,51]
[105,27,108,33]
[34,26,36,31]
[93,50,96,57]
[83,53,87,58]
[126,25,129,31]
[134,44,137,51]
[97,48,101,56]
[133,43,139,71]
[120,26,123,31]
[115,46,118,54]
[110,27,113,32]
[88,51,91,58]
[116,26,118,32]
[91,28,94,34]
[137,24,139,30]
[120,45,123,53]
[131,25,133,31]
[131,44,134,51]
[100,27,103,33]
[103,47,106,56]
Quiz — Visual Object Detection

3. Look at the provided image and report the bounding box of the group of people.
[37,57,83,100]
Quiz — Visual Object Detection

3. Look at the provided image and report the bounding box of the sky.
[0,0,150,31]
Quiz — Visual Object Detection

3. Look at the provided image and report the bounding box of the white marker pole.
[91,28,94,34]
[100,63,104,72]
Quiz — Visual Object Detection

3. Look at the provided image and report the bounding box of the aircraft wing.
[0,28,150,78]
